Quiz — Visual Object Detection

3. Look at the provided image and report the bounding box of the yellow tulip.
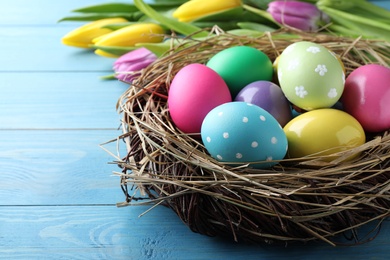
[172,0,242,22]
[61,18,128,48]
[92,23,165,57]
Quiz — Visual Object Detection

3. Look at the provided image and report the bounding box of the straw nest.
[114,28,390,246]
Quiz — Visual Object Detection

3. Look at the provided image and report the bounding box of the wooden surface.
[0,0,389,259]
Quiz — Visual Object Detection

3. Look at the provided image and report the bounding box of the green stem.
[320,6,390,31]
[133,0,209,37]
[242,4,280,27]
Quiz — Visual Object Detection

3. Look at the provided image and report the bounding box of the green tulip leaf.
[133,0,209,38]
[226,29,265,37]
[191,7,273,24]
[100,74,117,80]
[237,22,276,32]
[72,3,139,13]
[103,22,140,30]
[92,45,138,56]
[72,2,186,13]
[58,12,144,22]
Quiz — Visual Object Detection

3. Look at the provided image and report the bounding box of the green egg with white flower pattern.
[277,41,345,111]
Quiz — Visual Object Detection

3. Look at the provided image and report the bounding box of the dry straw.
[113,28,390,246]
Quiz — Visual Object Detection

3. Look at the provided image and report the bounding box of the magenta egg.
[168,63,232,134]
[341,64,390,132]
[234,81,292,126]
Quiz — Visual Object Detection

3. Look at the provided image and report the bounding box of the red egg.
[341,64,390,132]
[168,63,232,134]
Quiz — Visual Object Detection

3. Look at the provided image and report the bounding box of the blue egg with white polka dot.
[201,102,288,169]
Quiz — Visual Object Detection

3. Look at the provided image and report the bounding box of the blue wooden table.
[0,0,389,259]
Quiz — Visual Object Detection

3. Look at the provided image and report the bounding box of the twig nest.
[115,29,390,246]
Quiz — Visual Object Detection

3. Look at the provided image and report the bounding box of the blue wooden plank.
[0,27,116,71]
[0,72,127,129]
[0,129,126,205]
[0,205,389,259]
[370,0,390,9]
[0,0,117,25]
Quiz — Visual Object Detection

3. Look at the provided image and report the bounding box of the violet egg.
[235,81,292,126]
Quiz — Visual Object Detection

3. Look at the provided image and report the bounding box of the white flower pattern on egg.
[242,117,249,123]
[306,46,321,54]
[271,137,278,144]
[260,115,266,121]
[251,141,258,148]
[236,153,243,159]
[328,88,338,98]
[315,64,328,76]
[288,59,300,70]
[206,136,211,143]
[217,155,223,160]
[223,132,229,139]
[295,86,308,98]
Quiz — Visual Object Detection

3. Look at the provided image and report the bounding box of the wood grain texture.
[0,206,389,260]
[0,0,389,259]
[0,0,114,25]
[0,130,125,205]
[0,27,115,72]
[0,72,126,129]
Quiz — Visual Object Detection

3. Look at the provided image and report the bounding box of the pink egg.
[341,64,390,132]
[168,63,232,134]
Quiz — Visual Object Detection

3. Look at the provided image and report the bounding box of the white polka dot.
[242,117,249,123]
[271,137,278,144]
[260,115,266,121]
[217,155,223,160]
[251,141,258,148]
[266,156,273,161]
[236,153,243,159]
[218,112,223,116]
[206,137,211,143]
[223,132,229,139]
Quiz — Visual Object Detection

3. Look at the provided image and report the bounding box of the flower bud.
[61,18,128,48]
[93,23,165,57]
[173,0,242,22]
[267,1,330,32]
[113,48,157,82]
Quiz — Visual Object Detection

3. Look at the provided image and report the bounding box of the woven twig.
[114,28,390,246]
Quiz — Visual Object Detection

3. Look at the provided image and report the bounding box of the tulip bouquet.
[60,0,390,82]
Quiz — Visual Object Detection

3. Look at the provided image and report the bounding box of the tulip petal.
[61,18,128,48]
[133,0,209,38]
[268,1,321,20]
[93,23,164,47]
[172,0,241,22]
[114,47,157,64]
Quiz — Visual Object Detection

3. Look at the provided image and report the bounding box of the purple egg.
[235,81,292,126]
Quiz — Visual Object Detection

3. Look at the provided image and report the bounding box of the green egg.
[206,46,273,98]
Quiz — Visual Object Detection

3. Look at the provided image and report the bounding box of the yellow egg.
[283,109,365,160]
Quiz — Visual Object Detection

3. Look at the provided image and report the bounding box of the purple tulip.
[267,1,330,32]
[113,47,157,83]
